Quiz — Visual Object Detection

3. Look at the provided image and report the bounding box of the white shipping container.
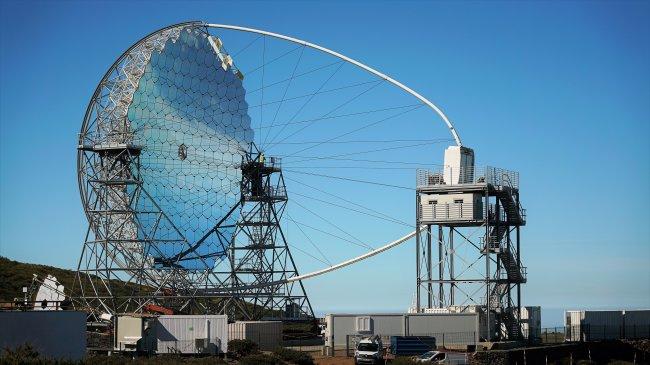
[565,311,583,327]
[229,321,283,350]
[156,315,228,354]
[115,316,144,351]
[521,306,541,340]
[325,312,479,348]
[565,311,584,342]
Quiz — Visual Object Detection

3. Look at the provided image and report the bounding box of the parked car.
[413,351,468,364]
[413,350,447,363]
[354,336,385,365]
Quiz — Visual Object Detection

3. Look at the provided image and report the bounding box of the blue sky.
[1,1,648,326]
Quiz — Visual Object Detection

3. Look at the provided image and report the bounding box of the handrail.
[416,166,519,188]
[501,173,526,222]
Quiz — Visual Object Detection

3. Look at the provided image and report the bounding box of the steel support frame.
[75,144,314,320]
[74,146,229,317]
[197,150,314,320]
[415,184,525,341]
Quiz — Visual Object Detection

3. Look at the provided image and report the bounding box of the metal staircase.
[416,164,527,342]
[501,309,522,340]
[499,247,526,283]
[486,179,527,340]
[495,173,526,225]
[489,283,508,309]
[483,227,526,284]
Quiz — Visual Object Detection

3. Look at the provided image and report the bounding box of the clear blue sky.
[1,1,648,326]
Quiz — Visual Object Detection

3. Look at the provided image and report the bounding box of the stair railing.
[501,173,526,223]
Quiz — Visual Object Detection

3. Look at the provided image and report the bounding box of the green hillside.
[0,256,318,327]
[0,256,78,302]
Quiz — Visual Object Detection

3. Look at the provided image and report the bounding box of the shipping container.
[229,321,283,350]
[563,310,649,341]
[583,310,623,341]
[447,305,495,340]
[390,336,437,356]
[565,310,585,341]
[520,306,541,340]
[324,312,479,350]
[114,315,156,352]
[155,314,228,354]
[624,310,650,339]
[0,311,86,360]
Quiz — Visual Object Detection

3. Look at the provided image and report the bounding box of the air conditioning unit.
[355,316,372,333]
[195,338,209,352]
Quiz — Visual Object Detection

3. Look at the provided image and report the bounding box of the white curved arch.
[205,23,463,147]
[285,228,418,283]
[207,228,419,292]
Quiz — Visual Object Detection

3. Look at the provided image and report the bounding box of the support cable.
[284,215,372,251]
[290,198,372,250]
[274,138,452,145]
[208,228,421,291]
[285,212,332,266]
[266,80,384,150]
[283,169,414,191]
[285,176,410,226]
[282,140,448,165]
[288,190,412,228]
[263,45,304,146]
[265,62,345,147]
[256,104,421,131]
[278,104,424,158]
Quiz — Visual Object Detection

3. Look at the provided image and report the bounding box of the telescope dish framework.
[74,21,462,319]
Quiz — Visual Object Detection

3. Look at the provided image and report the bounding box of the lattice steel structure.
[73,19,493,323]
[415,165,527,341]
[210,147,313,319]
[74,22,312,319]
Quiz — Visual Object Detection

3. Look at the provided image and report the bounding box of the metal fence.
[156,338,224,354]
[562,324,650,342]
[525,325,650,344]
[341,325,650,357]
[416,166,520,189]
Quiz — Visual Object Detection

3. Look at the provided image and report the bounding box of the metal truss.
[74,143,223,316]
[210,147,314,320]
[74,144,313,319]
[415,169,526,341]
[74,21,313,320]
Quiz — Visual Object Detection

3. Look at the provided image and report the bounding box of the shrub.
[238,353,284,365]
[1,344,41,364]
[272,347,314,365]
[228,339,259,358]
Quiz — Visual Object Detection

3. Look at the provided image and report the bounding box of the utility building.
[415,146,527,341]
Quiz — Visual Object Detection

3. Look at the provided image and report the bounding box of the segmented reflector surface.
[127,29,253,269]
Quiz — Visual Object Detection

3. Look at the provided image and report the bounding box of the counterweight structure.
[415,146,527,341]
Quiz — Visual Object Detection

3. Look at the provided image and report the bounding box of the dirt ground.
[314,356,354,365]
